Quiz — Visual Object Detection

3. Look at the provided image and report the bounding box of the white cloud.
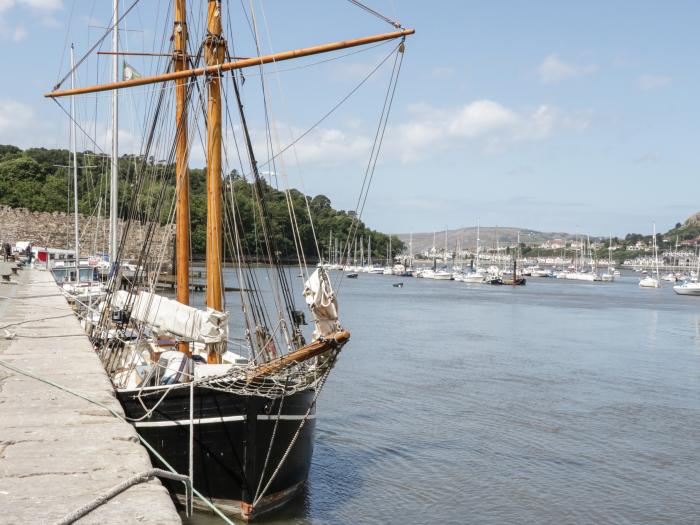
[0,0,61,41]
[538,54,597,84]
[18,0,62,8]
[0,99,57,148]
[251,100,591,166]
[387,100,590,162]
[447,100,518,137]
[638,74,672,90]
[250,124,371,169]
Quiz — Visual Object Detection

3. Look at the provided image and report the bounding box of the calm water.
[186,271,700,525]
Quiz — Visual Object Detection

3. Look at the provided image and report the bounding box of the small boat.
[673,282,700,296]
[463,271,486,283]
[639,276,661,288]
[347,273,359,279]
[640,223,662,289]
[393,282,404,288]
[432,269,453,280]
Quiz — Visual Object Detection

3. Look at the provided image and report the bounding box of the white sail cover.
[303,268,340,340]
[111,290,228,344]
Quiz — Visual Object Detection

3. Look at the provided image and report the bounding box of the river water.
[186,271,700,525]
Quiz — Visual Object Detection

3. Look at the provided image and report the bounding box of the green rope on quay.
[0,358,238,525]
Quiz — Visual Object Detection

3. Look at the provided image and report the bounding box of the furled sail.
[111,290,228,344]
[303,268,341,339]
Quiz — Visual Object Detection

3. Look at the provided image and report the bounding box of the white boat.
[432,270,453,280]
[639,276,661,288]
[392,263,410,276]
[382,267,393,275]
[661,273,677,282]
[640,223,662,289]
[558,271,600,282]
[463,270,486,283]
[673,282,700,296]
[673,246,700,295]
[601,236,615,282]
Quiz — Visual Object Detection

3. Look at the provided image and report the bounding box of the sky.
[0,0,698,237]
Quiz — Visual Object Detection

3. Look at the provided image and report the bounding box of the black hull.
[117,386,316,520]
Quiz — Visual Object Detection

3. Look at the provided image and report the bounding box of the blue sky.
[0,1,698,237]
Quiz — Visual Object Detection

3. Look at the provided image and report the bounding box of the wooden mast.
[205,0,224,364]
[44,28,415,98]
[174,0,190,355]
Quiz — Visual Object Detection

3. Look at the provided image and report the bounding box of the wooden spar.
[246,330,350,383]
[44,28,415,98]
[174,0,190,355]
[205,0,224,364]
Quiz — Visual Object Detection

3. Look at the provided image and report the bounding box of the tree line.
[0,145,404,262]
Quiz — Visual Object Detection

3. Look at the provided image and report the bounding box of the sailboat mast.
[476,219,480,269]
[174,0,190,354]
[205,0,224,318]
[70,44,80,280]
[109,0,119,263]
[653,222,659,277]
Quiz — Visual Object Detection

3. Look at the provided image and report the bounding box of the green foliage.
[0,145,403,261]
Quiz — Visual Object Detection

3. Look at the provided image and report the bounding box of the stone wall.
[0,205,173,263]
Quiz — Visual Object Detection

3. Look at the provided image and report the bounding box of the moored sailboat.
[47,2,414,519]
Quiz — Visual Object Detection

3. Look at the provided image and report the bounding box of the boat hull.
[673,285,700,296]
[117,385,316,521]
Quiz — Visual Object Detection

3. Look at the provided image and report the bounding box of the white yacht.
[432,269,453,280]
[673,282,700,296]
[640,223,661,289]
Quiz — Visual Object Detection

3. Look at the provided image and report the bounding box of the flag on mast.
[122,61,142,81]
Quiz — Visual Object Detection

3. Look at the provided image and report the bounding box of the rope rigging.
[346,0,403,28]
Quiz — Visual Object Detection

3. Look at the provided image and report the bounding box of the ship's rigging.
[47,0,413,519]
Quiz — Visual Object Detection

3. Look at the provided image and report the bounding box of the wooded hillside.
[0,145,403,261]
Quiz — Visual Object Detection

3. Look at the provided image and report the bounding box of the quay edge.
[0,268,181,524]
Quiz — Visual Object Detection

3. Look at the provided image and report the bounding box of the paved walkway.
[0,268,180,524]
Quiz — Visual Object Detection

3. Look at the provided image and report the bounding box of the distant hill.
[397,227,580,253]
[399,211,700,255]
[662,212,700,243]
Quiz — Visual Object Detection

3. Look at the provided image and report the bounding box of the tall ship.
[46,1,413,519]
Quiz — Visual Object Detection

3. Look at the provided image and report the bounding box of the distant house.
[539,238,566,250]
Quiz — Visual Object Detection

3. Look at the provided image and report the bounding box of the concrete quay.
[0,268,181,524]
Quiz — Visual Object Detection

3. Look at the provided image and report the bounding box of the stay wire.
[53,0,143,91]
[346,0,402,28]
